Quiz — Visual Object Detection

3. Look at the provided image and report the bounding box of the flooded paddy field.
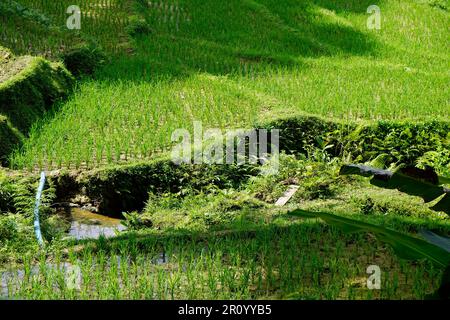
[0,222,443,300]
[60,208,127,240]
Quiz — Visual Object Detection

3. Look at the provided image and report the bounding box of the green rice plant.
[3,0,449,170]
[288,209,450,298]
[2,220,442,299]
[288,209,450,268]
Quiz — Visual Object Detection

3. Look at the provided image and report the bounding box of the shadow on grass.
[67,206,449,257]
[68,218,327,256]
[96,0,382,82]
[3,0,385,168]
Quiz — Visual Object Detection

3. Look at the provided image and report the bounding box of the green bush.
[61,44,107,77]
[245,152,343,203]
[342,121,450,171]
[0,212,37,263]
[261,116,450,173]
[123,211,153,230]
[0,171,56,217]
[139,188,266,231]
[259,116,345,156]
[0,171,15,213]
[0,213,19,241]
[416,146,450,177]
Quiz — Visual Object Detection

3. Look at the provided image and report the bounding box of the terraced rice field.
[2,0,448,170]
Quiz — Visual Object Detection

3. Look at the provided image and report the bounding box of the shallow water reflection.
[61,208,127,240]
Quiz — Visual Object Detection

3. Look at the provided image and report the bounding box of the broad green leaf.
[438,176,450,186]
[288,209,450,268]
[420,229,450,253]
[431,193,450,214]
[340,164,450,215]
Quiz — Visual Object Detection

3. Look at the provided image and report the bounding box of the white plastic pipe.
[33,171,46,247]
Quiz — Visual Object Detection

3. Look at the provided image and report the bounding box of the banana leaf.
[340,164,450,215]
[419,229,450,253]
[288,209,450,268]
[438,176,450,186]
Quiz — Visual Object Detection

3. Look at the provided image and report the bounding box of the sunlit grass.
[7,0,449,170]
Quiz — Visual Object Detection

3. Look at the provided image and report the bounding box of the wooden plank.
[275,185,299,206]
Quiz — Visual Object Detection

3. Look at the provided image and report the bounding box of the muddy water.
[63,208,127,240]
[1,262,75,297]
[0,254,170,298]
[0,210,145,297]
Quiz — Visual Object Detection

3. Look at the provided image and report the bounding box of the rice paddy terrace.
[0,0,449,300]
[1,0,449,171]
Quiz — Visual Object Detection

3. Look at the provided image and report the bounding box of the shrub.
[0,171,15,213]
[0,212,36,263]
[0,171,56,216]
[61,44,106,77]
[141,188,266,231]
[260,116,344,156]
[123,211,153,230]
[0,213,19,241]
[342,121,450,170]
[261,116,450,173]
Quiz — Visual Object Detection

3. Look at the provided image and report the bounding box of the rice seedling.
[0,221,444,300]
[1,0,131,56]
[3,0,448,170]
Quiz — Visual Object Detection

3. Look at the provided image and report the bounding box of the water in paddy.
[62,207,127,240]
[0,253,170,298]
[0,209,173,298]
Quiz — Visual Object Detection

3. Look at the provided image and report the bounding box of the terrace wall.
[0,47,74,165]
